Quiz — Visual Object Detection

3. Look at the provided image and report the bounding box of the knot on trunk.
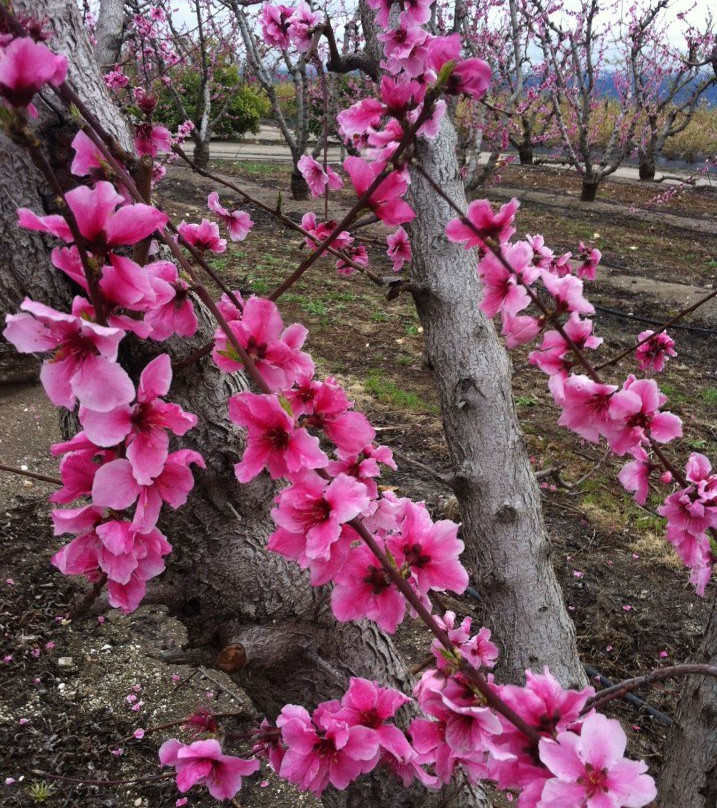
[495,502,519,523]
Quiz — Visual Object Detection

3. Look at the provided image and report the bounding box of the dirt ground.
[1,159,716,807]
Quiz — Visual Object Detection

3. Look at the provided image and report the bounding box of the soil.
[2,158,716,807]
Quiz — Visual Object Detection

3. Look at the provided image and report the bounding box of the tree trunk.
[407,117,585,688]
[580,175,599,202]
[638,154,656,181]
[658,591,717,808]
[517,142,534,165]
[93,0,126,70]
[193,138,211,170]
[1,3,489,806]
[291,163,311,200]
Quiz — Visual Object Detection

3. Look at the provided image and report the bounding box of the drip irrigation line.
[592,303,717,335]
[582,665,673,726]
[463,586,672,725]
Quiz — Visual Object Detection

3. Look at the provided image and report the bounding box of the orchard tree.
[623,1,716,181]
[1,1,717,807]
[530,0,641,201]
[112,0,262,169]
[455,0,556,186]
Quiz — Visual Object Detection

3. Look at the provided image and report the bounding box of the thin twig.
[0,464,61,486]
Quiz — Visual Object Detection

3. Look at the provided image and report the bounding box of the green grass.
[301,300,328,316]
[702,388,717,406]
[659,383,687,404]
[364,371,437,414]
[371,311,389,322]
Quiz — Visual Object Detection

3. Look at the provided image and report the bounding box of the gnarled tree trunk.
[658,591,717,808]
[1,2,487,806]
[407,116,585,688]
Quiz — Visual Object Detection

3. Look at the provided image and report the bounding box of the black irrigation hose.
[592,303,717,335]
[583,664,673,726]
[462,587,673,725]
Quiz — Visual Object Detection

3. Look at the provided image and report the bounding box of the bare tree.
[531,0,640,201]
[229,0,314,198]
[625,2,716,180]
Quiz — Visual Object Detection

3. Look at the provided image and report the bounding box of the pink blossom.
[445,198,519,249]
[288,3,322,51]
[79,354,198,484]
[558,375,617,442]
[0,37,67,110]
[178,219,226,253]
[206,192,253,241]
[477,241,538,318]
[212,296,313,390]
[387,501,468,595]
[335,678,414,762]
[432,612,499,671]
[540,271,594,316]
[229,391,328,482]
[537,713,656,808]
[260,4,294,49]
[618,449,652,505]
[18,181,168,250]
[277,703,379,794]
[336,243,369,276]
[50,432,116,504]
[529,313,602,378]
[3,297,134,411]
[104,67,129,89]
[501,313,542,348]
[634,330,676,373]
[271,472,370,561]
[337,97,386,139]
[92,450,205,532]
[159,738,259,800]
[332,541,406,632]
[526,234,554,269]
[491,669,595,796]
[327,443,395,500]
[300,212,353,251]
[386,227,412,272]
[576,242,602,280]
[378,23,428,63]
[70,130,106,178]
[144,261,198,341]
[607,376,682,456]
[297,155,343,197]
[344,156,415,226]
[426,35,491,99]
[287,376,375,454]
[134,123,172,157]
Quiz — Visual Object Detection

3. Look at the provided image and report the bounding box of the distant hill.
[593,72,716,106]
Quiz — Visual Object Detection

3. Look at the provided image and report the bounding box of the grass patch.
[660,383,687,404]
[702,388,717,406]
[364,371,437,413]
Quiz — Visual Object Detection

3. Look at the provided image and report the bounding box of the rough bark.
[1,0,133,378]
[517,142,534,165]
[192,138,211,170]
[290,165,311,200]
[580,176,599,202]
[638,160,656,182]
[407,116,586,688]
[93,0,126,70]
[0,3,490,806]
[658,592,717,808]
